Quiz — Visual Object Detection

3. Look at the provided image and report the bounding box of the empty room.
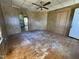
[0,0,79,59]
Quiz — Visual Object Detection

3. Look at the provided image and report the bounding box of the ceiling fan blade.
[43,2,51,6]
[32,3,41,7]
[43,7,48,9]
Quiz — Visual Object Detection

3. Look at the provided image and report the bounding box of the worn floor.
[5,30,79,59]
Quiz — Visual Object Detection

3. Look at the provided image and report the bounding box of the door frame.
[68,7,79,40]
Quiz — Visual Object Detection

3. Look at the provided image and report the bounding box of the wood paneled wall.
[47,8,71,36]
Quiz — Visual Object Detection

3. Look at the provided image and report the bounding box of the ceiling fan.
[32,1,51,10]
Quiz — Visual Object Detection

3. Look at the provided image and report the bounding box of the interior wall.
[47,8,71,36]
[0,4,21,35]
[47,11,56,32]
[0,5,47,35]
[0,1,8,58]
[0,3,4,58]
[0,5,3,37]
[26,11,47,30]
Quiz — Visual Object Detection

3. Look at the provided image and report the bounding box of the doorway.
[69,8,79,39]
[23,17,28,31]
[19,14,29,32]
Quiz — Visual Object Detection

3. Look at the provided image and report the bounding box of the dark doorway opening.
[19,14,28,32]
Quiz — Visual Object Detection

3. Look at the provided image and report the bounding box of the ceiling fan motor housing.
[32,1,51,10]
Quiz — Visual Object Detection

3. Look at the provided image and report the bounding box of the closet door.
[55,9,70,35]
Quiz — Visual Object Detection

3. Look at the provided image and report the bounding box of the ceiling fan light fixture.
[32,1,51,10]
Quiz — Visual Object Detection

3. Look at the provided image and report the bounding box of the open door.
[19,14,29,31]
[69,8,79,39]
[24,17,28,31]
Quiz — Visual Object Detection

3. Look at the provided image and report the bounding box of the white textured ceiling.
[12,0,70,11]
[1,0,76,11]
